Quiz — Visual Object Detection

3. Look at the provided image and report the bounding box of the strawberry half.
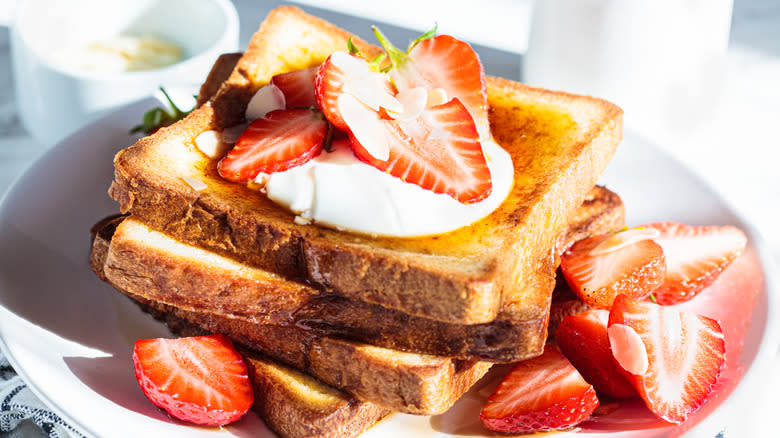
[133,334,254,426]
[557,309,637,399]
[218,108,327,182]
[643,222,747,305]
[271,66,319,108]
[608,295,725,424]
[315,51,396,132]
[560,228,666,309]
[347,97,492,203]
[373,28,489,140]
[480,346,599,434]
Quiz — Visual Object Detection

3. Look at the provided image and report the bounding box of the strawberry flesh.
[348,97,492,203]
[271,66,320,108]
[218,108,326,181]
[643,222,747,304]
[133,334,254,426]
[557,309,637,398]
[480,346,599,434]
[561,229,666,309]
[608,295,725,424]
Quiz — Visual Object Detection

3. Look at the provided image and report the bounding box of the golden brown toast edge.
[109,5,623,325]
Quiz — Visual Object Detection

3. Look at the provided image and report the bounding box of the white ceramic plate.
[0,92,777,438]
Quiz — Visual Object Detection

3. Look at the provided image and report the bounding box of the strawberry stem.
[160,87,186,118]
[648,293,657,304]
[129,87,191,134]
[372,26,408,69]
[368,53,387,71]
[408,23,438,51]
[347,37,363,57]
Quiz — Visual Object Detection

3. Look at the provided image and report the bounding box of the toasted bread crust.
[245,352,390,438]
[110,6,622,324]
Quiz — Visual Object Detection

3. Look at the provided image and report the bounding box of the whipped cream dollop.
[260,139,513,237]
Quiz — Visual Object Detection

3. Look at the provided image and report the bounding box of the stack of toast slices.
[89,6,625,438]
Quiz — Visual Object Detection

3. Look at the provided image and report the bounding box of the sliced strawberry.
[315,52,396,132]
[643,222,747,305]
[608,295,725,424]
[561,228,666,309]
[481,346,599,434]
[557,309,637,399]
[271,66,319,108]
[347,97,492,203]
[373,28,489,140]
[133,334,253,426]
[218,109,326,182]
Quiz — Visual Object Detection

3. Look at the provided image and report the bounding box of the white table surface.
[0,0,778,436]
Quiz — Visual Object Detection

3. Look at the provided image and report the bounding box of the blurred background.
[0,0,777,436]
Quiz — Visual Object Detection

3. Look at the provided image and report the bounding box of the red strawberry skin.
[133,334,254,426]
[349,98,492,203]
[557,310,637,399]
[561,231,666,309]
[480,347,599,434]
[643,222,747,304]
[608,295,725,424]
[392,35,489,139]
[218,109,326,182]
[315,54,348,130]
[271,66,319,108]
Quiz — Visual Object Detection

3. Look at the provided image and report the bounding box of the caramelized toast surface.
[109,6,622,324]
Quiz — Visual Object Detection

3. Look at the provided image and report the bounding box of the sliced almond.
[343,76,403,113]
[388,87,427,121]
[245,84,286,120]
[331,51,402,113]
[337,93,389,161]
[180,176,207,192]
[426,88,448,107]
[194,130,230,159]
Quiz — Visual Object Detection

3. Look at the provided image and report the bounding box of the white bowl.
[10,0,239,145]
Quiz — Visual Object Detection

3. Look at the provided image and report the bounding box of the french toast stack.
[89,6,625,437]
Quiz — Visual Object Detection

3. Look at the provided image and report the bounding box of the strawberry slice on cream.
[214,27,512,236]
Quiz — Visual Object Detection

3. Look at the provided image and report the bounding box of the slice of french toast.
[101,186,623,363]
[109,6,622,325]
[91,218,491,415]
